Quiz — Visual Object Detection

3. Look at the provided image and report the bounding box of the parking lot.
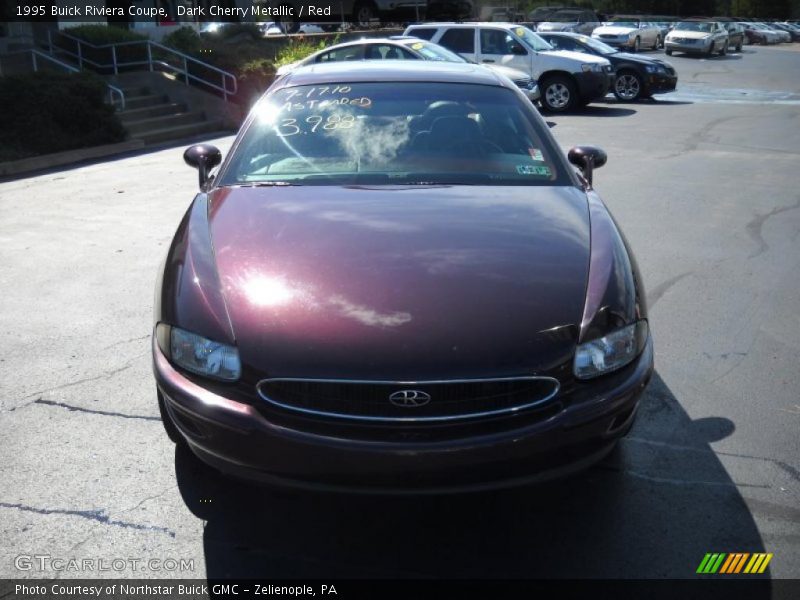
[1,43,799,580]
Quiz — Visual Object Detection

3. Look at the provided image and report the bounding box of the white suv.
[404,22,613,112]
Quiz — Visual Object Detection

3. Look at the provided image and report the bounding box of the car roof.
[311,38,406,50]
[408,22,526,29]
[538,31,585,38]
[276,61,509,89]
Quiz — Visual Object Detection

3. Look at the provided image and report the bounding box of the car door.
[476,27,530,72]
[718,23,730,45]
[638,22,655,45]
[435,27,478,62]
[579,11,599,35]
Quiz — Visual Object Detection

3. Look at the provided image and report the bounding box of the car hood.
[538,21,579,31]
[613,52,672,66]
[593,25,637,35]
[542,50,609,65]
[206,185,591,380]
[668,30,712,39]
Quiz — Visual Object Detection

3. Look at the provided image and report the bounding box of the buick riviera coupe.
[153,62,653,492]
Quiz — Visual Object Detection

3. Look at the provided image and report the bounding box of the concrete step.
[136,120,227,145]
[117,102,188,122]
[124,93,169,110]
[124,111,207,136]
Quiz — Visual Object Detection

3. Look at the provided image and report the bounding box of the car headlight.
[157,323,241,381]
[581,63,602,72]
[645,64,666,73]
[573,321,648,380]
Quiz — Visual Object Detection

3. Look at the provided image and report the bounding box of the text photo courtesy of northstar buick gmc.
[152,61,654,493]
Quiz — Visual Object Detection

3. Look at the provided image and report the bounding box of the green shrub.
[236,58,278,106]
[0,71,127,162]
[274,36,333,67]
[162,26,202,56]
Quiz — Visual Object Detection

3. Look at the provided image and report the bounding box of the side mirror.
[183,144,222,189]
[568,145,607,186]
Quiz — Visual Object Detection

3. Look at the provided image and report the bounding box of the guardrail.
[47,30,238,101]
[11,48,125,110]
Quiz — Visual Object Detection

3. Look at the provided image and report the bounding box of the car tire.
[613,70,644,102]
[352,1,376,28]
[720,41,728,56]
[633,36,640,52]
[707,42,715,56]
[654,35,661,49]
[158,389,185,446]
[736,40,742,52]
[540,75,577,113]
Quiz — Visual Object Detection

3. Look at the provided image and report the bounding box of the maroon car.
[153,62,653,492]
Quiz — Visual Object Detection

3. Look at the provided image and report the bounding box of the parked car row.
[271,15,798,113]
[523,14,799,54]
[537,32,676,102]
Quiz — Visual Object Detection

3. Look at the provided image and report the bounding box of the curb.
[0,140,146,178]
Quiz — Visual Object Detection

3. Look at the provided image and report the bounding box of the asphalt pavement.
[1,43,799,581]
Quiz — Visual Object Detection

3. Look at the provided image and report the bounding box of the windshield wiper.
[233,181,303,187]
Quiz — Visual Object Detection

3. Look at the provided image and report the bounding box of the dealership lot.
[1,44,799,580]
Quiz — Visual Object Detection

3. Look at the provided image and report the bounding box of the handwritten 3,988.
[276,115,357,136]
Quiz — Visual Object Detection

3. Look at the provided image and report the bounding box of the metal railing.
[10,48,125,110]
[47,30,238,102]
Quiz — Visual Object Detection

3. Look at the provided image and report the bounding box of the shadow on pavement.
[0,130,235,184]
[175,372,768,583]
[572,105,638,117]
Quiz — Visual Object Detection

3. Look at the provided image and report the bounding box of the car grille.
[670,37,694,43]
[256,377,561,422]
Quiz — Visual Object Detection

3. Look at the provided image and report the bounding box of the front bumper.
[520,83,540,102]
[153,335,654,493]
[592,36,635,49]
[575,71,614,102]
[665,39,712,53]
[644,72,678,94]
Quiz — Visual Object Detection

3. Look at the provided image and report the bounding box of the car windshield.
[513,26,553,51]
[408,41,467,62]
[576,35,616,54]
[548,10,581,21]
[674,22,713,32]
[219,83,567,187]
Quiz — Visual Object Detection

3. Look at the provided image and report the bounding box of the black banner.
[2,579,800,600]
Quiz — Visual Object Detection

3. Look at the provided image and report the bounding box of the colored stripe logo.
[697,553,773,574]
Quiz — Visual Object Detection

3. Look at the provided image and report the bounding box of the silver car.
[591,19,663,52]
[275,37,540,102]
[536,8,601,36]
[665,21,730,56]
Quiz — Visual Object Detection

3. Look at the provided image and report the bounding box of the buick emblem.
[389,390,431,407]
